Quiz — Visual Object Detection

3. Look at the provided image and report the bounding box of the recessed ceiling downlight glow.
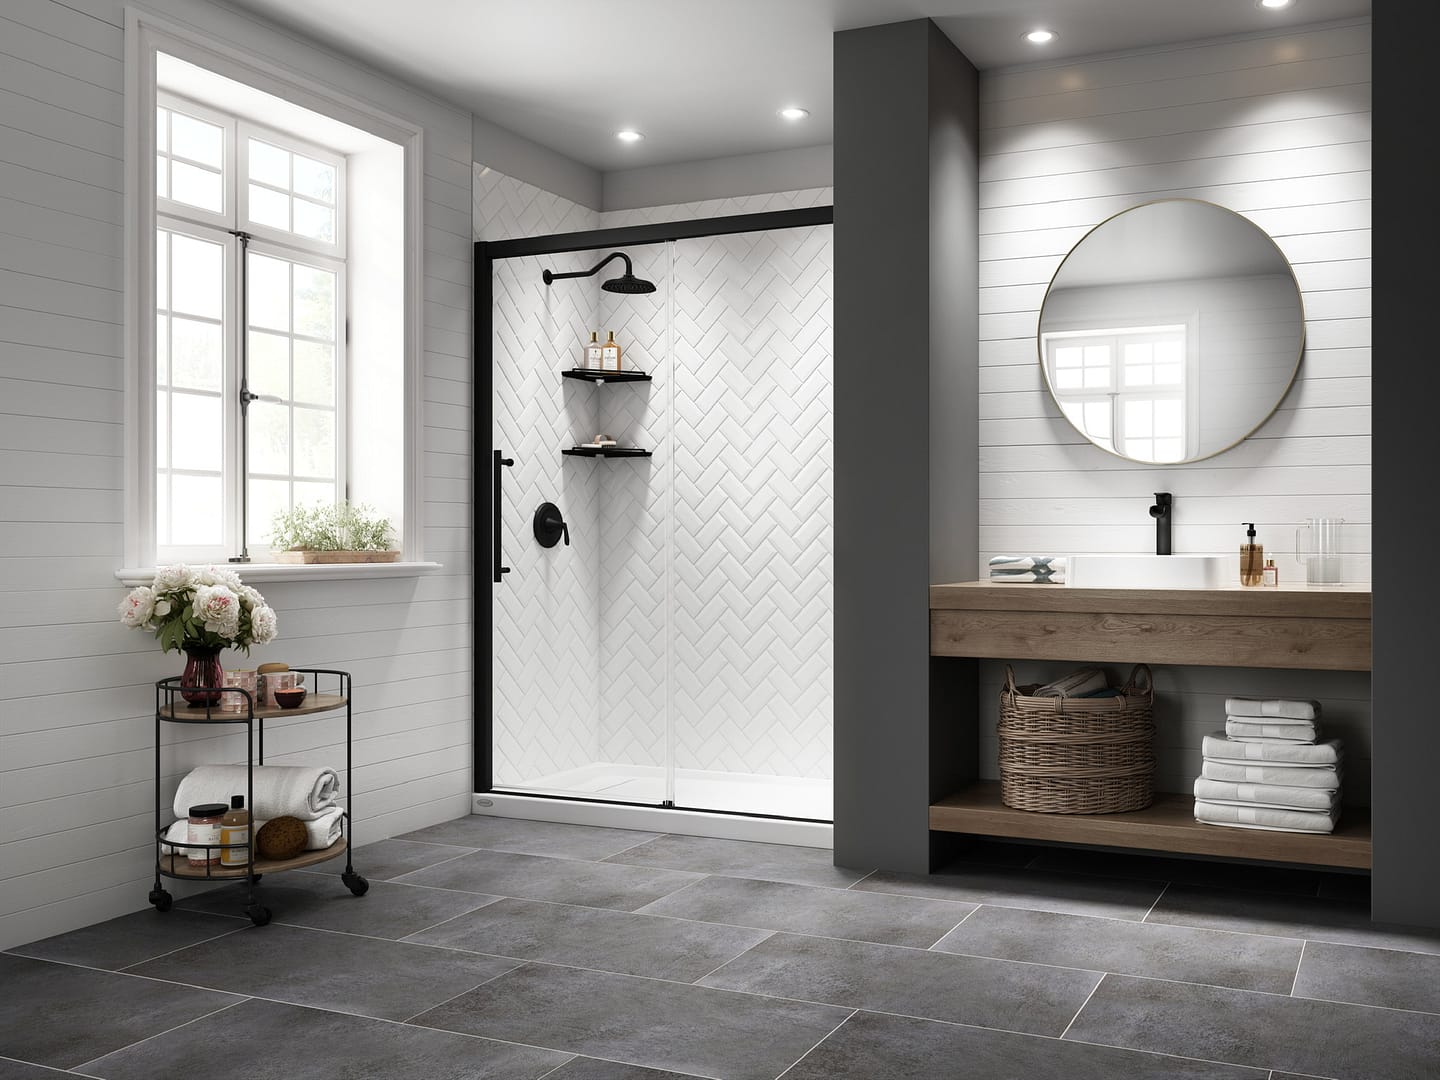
[1025,29,1057,44]
[1258,0,1294,9]
[779,106,810,121]
[616,129,644,143]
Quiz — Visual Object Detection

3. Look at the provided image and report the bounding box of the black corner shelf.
[562,368,652,384]
[562,446,654,459]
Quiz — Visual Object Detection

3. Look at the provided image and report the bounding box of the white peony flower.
[249,604,278,644]
[118,586,155,628]
[154,598,171,617]
[193,584,241,639]
[238,585,264,609]
[152,564,197,593]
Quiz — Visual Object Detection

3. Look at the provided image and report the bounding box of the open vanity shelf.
[930,582,1373,869]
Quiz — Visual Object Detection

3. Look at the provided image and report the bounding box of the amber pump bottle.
[219,794,251,868]
[1240,523,1264,587]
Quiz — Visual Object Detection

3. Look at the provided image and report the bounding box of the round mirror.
[1037,198,1304,464]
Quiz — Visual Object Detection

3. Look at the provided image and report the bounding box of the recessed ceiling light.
[778,106,810,121]
[615,129,644,143]
[1258,0,1294,8]
[1025,29,1058,45]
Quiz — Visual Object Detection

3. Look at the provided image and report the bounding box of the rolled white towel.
[1225,697,1321,720]
[1194,778,1339,812]
[173,765,340,823]
[1202,733,1342,765]
[1194,799,1338,834]
[989,570,1068,584]
[1202,760,1341,789]
[1225,718,1320,744]
[161,806,344,855]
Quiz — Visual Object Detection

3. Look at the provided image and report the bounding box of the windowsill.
[115,561,444,586]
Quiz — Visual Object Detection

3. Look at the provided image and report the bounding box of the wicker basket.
[997,664,1155,814]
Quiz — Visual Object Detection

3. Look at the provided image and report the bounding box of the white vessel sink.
[1067,553,1231,589]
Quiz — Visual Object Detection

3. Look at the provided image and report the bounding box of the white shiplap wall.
[976,19,1372,799]
[0,0,474,951]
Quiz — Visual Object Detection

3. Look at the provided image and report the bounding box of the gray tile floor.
[5,815,1440,1079]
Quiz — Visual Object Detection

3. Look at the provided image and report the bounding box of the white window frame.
[237,121,348,260]
[123,12,426,574]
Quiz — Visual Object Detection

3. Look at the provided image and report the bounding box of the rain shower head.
[543,251,656,295]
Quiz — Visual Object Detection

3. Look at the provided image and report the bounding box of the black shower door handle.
[493,451,514,582]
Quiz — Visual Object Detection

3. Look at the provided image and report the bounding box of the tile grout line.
[929,902,980,947]
[398,960,522,1024]
[71,996,250,1074]
[773,1008,859,1080]
[395,895,506,943]
[1290,939,1308,996]
[1140,880,1170,923]
[844,868,879,891]
[1057,972,1106,1042]
[114,923,253,973]
[690,930,777,985]
[532,1055,578,1080]
[601,834,670,861]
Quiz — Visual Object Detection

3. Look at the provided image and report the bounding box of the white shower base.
[480,763,833,848]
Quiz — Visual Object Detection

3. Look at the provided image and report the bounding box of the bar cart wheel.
[342,870,369,896]
[148,887,173,912]
[246,904,272,926]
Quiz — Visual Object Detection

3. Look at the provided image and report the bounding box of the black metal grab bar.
[493,450,513,582]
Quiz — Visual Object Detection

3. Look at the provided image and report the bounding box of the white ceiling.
[225,0,1371,171]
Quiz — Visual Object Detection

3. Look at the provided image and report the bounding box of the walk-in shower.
[476,207,834,840]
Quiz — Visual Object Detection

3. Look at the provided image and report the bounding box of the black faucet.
[1149,493,1172,555]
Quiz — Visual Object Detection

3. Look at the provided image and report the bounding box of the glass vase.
[180,645,225,707]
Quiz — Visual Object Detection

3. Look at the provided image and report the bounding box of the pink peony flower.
[117,586,155,628]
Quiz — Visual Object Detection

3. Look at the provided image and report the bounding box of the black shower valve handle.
[562,521,570,546]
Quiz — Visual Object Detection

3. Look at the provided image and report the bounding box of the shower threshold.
[477,764,833,848]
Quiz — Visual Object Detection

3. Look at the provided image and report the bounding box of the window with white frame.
[1042,325,1190,464]
[155,94,346,561]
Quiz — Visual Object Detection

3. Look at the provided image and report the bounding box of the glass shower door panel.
[490,251,663,804]
[668,225,835,820]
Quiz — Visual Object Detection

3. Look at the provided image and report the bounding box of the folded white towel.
[161,806,344,856]
[1225,718,1320,744]
[1194,800,1338,834]
[989,556,1067,584]
[1034,667,1108,698]
[1224,697,1321,720]
[1202,733,1343,765]
[989,555,1068,572]
[989,570,1068,584]
[173,765,340,823]
[1202,760,1341,789]
[1194,778,1340,811]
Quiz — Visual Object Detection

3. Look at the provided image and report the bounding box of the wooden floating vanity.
[929,581,1373,869]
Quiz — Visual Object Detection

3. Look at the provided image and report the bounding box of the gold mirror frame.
[1037,197,1307,465]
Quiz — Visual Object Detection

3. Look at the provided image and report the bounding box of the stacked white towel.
[1195,698,1342,834]
[988,555,1067,584]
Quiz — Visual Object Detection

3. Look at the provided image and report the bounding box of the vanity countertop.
[930,580,1371,670]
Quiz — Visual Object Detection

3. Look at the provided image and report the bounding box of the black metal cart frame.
[149,667,367,925]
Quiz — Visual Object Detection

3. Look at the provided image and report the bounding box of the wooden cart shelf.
[159,693,348,722]
[931,782,1371,870]
[158,838,348,880]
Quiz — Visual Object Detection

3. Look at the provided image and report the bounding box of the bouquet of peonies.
[118,564,278,653]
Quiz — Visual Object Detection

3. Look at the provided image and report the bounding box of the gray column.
[1370,9,1438,928]
[833,20,979,873]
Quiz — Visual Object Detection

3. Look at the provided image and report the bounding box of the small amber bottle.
[601,331,622,372]
[1240,522,1264,586]
[219,794,251,868]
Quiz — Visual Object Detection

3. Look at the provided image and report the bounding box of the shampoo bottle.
[1240,523,1263,587]
[601,330,622,372]
[583,331,604,370]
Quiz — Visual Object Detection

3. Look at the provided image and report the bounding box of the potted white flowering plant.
[118,564,278,705]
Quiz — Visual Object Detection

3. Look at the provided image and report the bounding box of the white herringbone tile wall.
[669,226,834,779]
[478,164,834,790]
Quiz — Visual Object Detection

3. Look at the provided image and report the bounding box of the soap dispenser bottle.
[583,331,603,370]
[1240,523,1263,586]
[601,330,622,372]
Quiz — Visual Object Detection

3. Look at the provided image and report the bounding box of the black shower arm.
[543,251,632,285]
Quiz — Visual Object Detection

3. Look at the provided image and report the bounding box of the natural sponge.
[255,815,307,860]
